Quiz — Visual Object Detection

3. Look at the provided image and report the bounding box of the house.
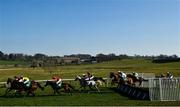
[62,57,80,65]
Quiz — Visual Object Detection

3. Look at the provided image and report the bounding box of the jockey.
[132,72,139,80]
[14,76,20,81]
[118,71,127,81]
[86,72,94,81]
[23,76,31,88]
[18,75,24,82]
[83,73,95,86]
[166,72,173,80]
[52,76,62,87]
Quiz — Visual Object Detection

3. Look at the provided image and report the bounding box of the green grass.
[0,58,180,81]
[0,58,180,106]
[0,87,180,106]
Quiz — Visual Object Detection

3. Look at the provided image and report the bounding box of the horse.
[126,74,148,86]
[92,77,106,86]
[109,72,120,86]
[26,80,44,96]
[5,78,24,96]
[74,76,100,92]
[44,80,74,95]
[5,78,44,96]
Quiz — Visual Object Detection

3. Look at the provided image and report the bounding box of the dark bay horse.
[126,74,148,86]
[5,78,44,96]
[5,78,24,96]
[74,76,100,92]
[44,80,74,95]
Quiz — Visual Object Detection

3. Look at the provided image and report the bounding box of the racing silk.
[121,72,127,80]
[56,78,62,87]
[133,72,139,79]
[52,76,62,87]
[167,74,173,80]
[85,76,90,81]
[23,77,31,87]
[85,75,94,81]
[19,77,24,82]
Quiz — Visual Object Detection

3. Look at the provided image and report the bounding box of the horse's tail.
[139,77,148,82]
[96,80,102,87]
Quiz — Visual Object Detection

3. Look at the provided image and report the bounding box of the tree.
[0,51,4,60]
[34,53,47,60]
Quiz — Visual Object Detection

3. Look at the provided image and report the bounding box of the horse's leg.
[31,92,35,97]
[64,86,72,96]
[111,80,114,86]
[78,85,83,91]
[94,85,100,93]
[89,85,93,90]
[117,80,121,89]
[68,88,72,96]
[4,88,12,96]
[4,88,9,96]
[15,90,23,97]
[53,89,56,95]
[56,89,62,95]
[139,80,142,86]
[26,90,30,96]
[82,85,86,92]
[68,84,74,91]
[29,91,35,97]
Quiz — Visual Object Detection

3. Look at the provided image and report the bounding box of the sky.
[0,0,180,56]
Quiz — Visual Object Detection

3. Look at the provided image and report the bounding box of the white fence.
[149,78,180,101]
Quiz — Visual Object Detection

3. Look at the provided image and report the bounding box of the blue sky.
[0,0,180,56]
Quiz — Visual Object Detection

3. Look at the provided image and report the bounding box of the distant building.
[62,57,80,65]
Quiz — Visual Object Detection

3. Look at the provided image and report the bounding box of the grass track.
[0,58,180,106]
[0,87,180,106]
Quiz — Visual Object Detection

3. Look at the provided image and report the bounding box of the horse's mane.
[127,74,135,77]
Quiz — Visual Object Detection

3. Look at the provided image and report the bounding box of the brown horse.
[26,80,44,96]
[5,78,44,96]
[109,72,135,89]
[44,80,74,95]
[126,74,148,86]
[109,72,120,86]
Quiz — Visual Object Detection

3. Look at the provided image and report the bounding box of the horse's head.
[44,80,50,87]
[44,80,56,87]
[74,75,81,81]
[126,74,133,78]
[7,78,13,84]
[30,81,44,91]
[109,72,114,78]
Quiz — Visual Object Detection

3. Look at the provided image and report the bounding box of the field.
[0,58,180,106]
